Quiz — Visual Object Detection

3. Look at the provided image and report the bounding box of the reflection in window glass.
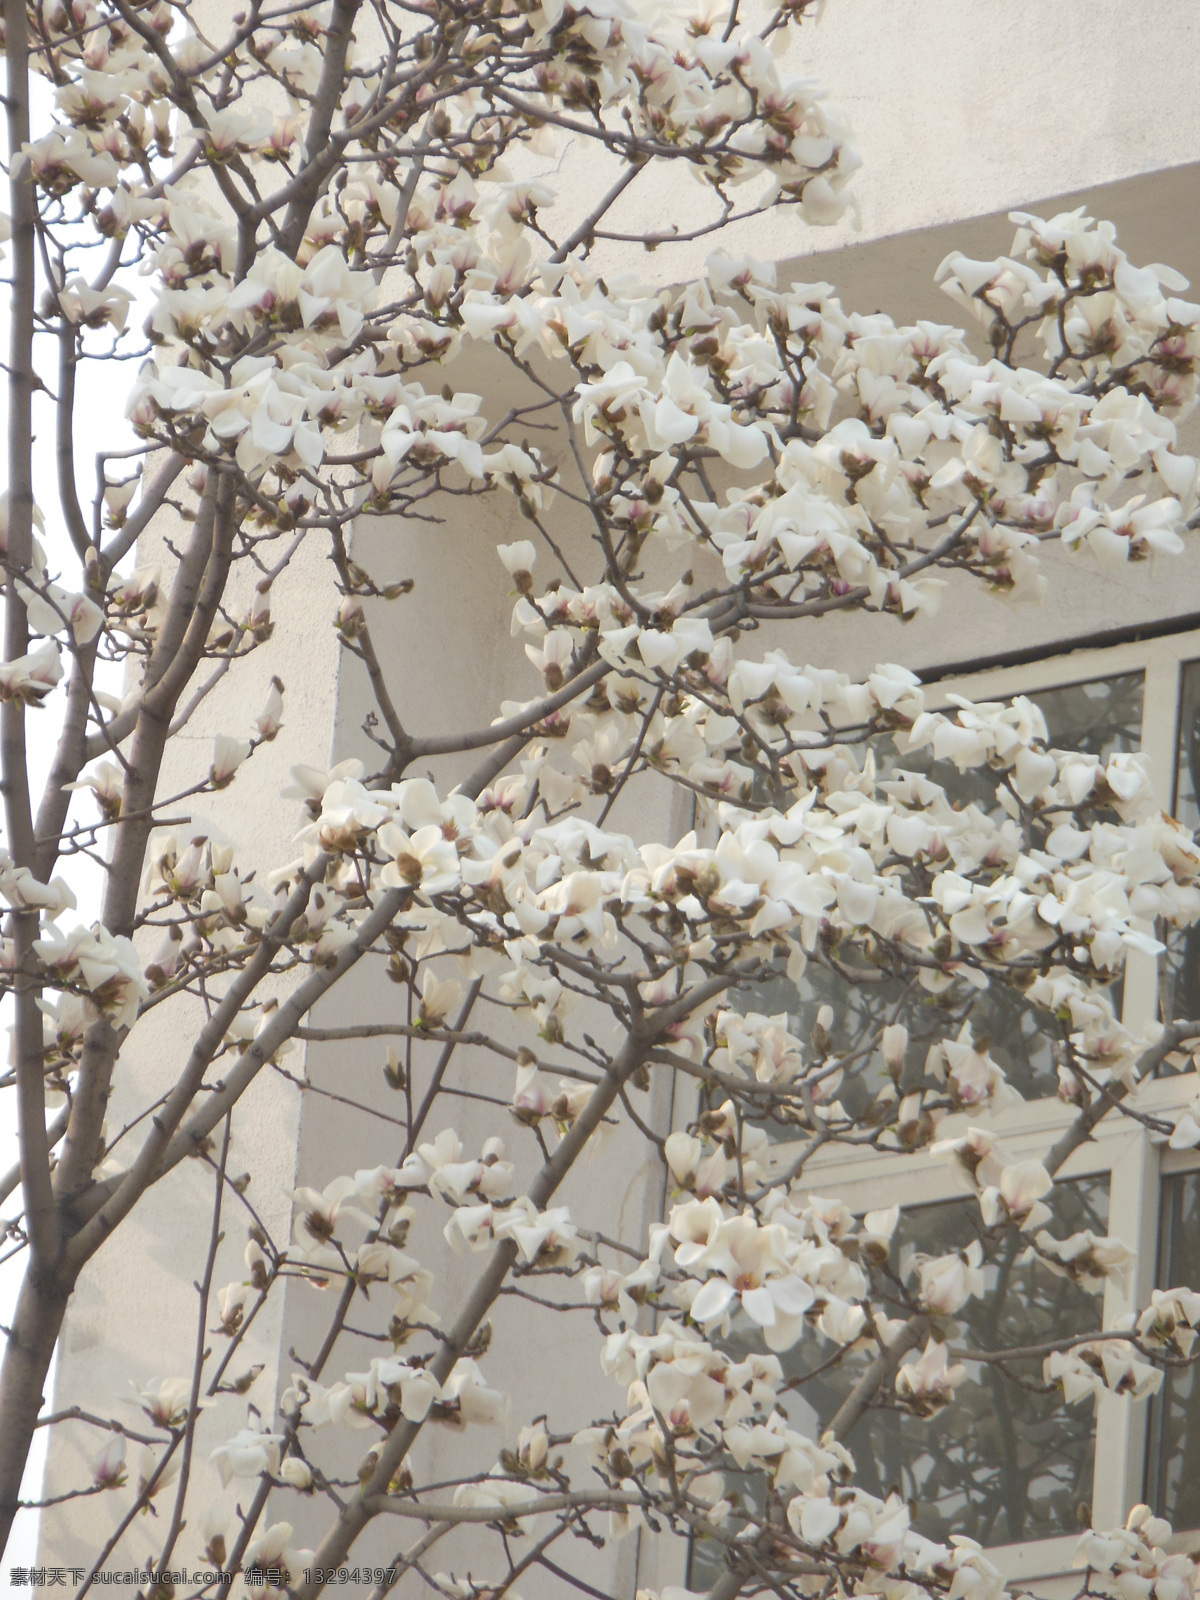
[1174,664,1200,834]
[1162,663,1200,1027]
[688,1178,1108,1586]
[748,674,1143,1109]
[1146,1170,1200,1528]
[880,672,1143,806]
[1035,675,1145,767]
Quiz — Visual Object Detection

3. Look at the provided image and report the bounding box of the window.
[1160,661,1200,1034]
[741,671,1144,1111]
[1144,660,1200,1526]
[1146,1169,1200,1527]
[690,1179,1109,1594]
[820,1179,1109,1546]
[680,628,1200,1588]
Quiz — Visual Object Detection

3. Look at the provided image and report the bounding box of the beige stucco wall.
[548,1,1200,283]
[37,526,342,1574]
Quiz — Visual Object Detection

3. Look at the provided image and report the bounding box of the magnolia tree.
[4,0,1200,1597]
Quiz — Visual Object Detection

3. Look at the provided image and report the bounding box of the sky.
[1,73,149,1571]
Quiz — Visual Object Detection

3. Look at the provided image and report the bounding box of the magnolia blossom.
[1034,1228,1135,1290]
[915,1242,985,1316]
[0,640,62,703]
[135,1444,181,1501]
[32,922,148,1027]
[64,759,124,821]
[211,1426,283,1485]
[979,1160,1054,1232]
[926,1024,1014,1110]
[279,1456,314,1490]
[90,1436,126,1490]
[254,677,285,741]
[494,1199,579,1266]
[1046,1340,1162,1404]
[663,1131,731,1197]
[243,1523,314,1591]
[442,1359,507,1427]
[453,1474,537,1516]
[1137,1287,1200,1355]
[668,1202,816,1350]
[14,12,1200,1597]
[211,734,251,788]
[133,1376,198,1429]
[420,1130,515,1204]
[894,1339,967,1415]
[378,821,461,895]
[582,1260,658,1325]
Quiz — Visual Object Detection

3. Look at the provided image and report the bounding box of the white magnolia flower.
[894,1339,967,1414]
[91,1436,126,1489]
[979,1159,1053,1232]
[378,821,461,895]
[915,1242,984,1316]
[442,1359,507,1426]
[278,1456,314,1490]
[211,1426,284,1485]
[243,1522,314,1590]
[670,1203,815,1351]
[133,1376,198,1428]
[211,734,251,788]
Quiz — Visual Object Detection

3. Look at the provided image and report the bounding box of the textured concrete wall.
[562,1,1200,283]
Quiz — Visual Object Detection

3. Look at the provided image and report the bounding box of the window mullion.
[1122,649,1180,1033]
[1092,1133,1160,1527]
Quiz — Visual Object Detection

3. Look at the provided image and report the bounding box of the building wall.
[550,2,1200,283]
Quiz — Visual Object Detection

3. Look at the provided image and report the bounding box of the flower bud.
[517,1422,549,1473]
[336,596,365,639]
[91,1435,126,1489]
[881,1023,908,1077]
[279,1456,314,1491]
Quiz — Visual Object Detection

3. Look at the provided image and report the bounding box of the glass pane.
[1161,663,1200,1028]
[688,1177,1109,1584]
[856,1179,1106,1545]
[1034,675,1145,766]
[1146,1170,1200,1527]
[741,673,1143,1112]
[1174,663,1200,834]
[879,672,1142,801]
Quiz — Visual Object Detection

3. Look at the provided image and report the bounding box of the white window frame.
[673,626,1200,1585]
